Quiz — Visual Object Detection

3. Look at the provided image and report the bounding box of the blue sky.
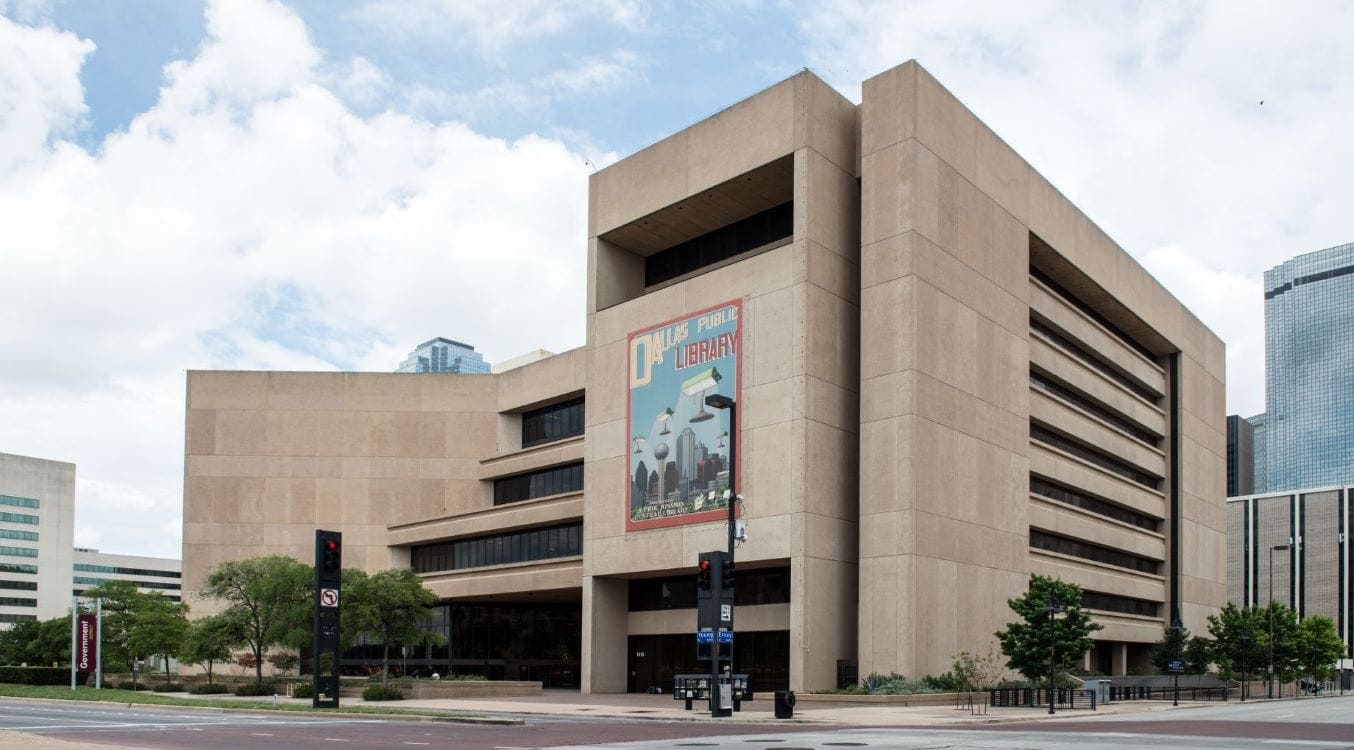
[2,0,1352,557]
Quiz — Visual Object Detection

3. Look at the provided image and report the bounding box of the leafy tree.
[179,614,238,685]
[267,651,300,674]
[128,594,190,686]
[1185,636,1213,675]
[347,568,442,689]
[1150,625,1191,674]
[200,556,312,685]
[994,575,1101,684]
[83,580,148,681]
[1295,614,1343,683]
[1206,603,1266,682]
[0,616,71,667]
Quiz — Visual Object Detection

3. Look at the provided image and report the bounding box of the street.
[0,696,1352,749]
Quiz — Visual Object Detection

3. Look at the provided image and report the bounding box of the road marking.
[1276,712,1296,718]
[251,733,274,737]
[403,743,431,746]
[324,739,350,743]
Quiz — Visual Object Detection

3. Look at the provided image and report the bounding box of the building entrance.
[626,631,789,693]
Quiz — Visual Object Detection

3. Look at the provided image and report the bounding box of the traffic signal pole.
[313,530,342,707]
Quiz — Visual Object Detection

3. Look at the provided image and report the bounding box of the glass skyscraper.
[1262,241,1354,491]
[396,338,491,374]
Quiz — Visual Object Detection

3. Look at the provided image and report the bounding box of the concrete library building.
[182,61,1227,693]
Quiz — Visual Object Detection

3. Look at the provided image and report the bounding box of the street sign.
[1168,659,1185,675]
[718,631,733,644]
[696,631,715,644]
[720,603,732,622]
[319,588,339,608]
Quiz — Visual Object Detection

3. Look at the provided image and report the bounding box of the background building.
[1227,488,1353,656]
[183,61,1227,691]
[1227,415,1256,497]
[72,548,182,602]
[1262,242,1354,493]
[396,337,491,374]
[0,452,75,625]
[1248,413,1268,494]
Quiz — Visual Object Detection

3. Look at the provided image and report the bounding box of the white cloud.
[795,0,1354,416]
[350,0,645,58]
[0,0,593,556]
[0,11,92,171]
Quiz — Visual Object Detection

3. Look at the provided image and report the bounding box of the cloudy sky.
[1,0,1350,558]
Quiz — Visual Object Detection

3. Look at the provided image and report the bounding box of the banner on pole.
[76,614,96,672]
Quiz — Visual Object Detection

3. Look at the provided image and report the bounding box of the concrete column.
[1111,642,1128,676]
[581,576,628,693]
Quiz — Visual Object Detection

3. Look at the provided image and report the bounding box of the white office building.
[0,452,76,625]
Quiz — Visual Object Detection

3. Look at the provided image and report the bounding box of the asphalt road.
[0,699,815,749]
[1,696,1352,750]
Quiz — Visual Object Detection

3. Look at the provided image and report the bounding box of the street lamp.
[1268,543,1291,699]
[1045,591,1063,715]
[703,393,737,562]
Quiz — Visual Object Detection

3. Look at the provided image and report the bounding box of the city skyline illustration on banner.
[627,300,740,531]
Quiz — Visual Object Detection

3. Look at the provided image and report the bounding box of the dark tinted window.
[412,522,583,573]
[1030,475,1161,532]
[493,462,583,505]
[1030,423,1161,491]
[1030,529,1162,575]
[1082,590,1160,618]
[628,566,792,611]
[522,398,585,448]
[645,202,793,287]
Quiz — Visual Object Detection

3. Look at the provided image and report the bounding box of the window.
[493,462,583,505]
[72,576,181,591]
[1029,370,1162,447]
[0,614,36,624]
[0,546,38,559]
[0,563,37,575]
[1030,318,1161,404]
[1030,475,1161,532]
[0,529,37,542]
[1082,590,1161,618]
[411,522,583,573]
[644,201,793,287]
[628,567,792,611]
[0,597,36,607]
[0,512,38,526]
[0,495,39,509]
[73,563,181,579]
[0,580,36,591]
[1030,423,1162,491]
[521,398,585,448]
[1029,529,1162,575]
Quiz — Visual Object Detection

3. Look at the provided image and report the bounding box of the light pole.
[1045,591,1062,715]
[1238,630,1250,701]
[704,393,737,710]
[1268,543,1291,699]
[704,394,738,563]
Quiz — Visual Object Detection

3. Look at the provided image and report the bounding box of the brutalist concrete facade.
[182,61,1227,691]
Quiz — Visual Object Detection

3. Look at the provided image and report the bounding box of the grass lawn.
[0,684,489,720]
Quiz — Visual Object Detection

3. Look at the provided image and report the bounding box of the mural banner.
[76,613,96,671]
[627,300,741,531]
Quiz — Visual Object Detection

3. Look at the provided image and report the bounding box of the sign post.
[313,529,342,708]
[1168,658,1184,705]
[95,598,103,690]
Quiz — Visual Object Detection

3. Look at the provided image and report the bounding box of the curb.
[0,695,524,726]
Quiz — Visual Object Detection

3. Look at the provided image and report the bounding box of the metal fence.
[1108,685,1229,702]
[988,687,1097,710]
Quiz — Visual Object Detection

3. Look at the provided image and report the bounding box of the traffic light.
[322,538,340,574]
[721,558,734,589]
[697,557,712,590]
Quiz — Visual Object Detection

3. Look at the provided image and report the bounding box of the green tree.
[0,616,71,667]
[994,575,1101,684]
[348,568,441,689]
[83,580,147,681]
[128,594,190,687]
[1150,625,1191,674]
[1206,603,1266,683]
[1263,602,1302,689]
[200,556,312,686]
[179,614,238,685]
[1184,636,1213,675]
[1295,614,1343,684]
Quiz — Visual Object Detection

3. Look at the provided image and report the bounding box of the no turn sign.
[320,588,339,608]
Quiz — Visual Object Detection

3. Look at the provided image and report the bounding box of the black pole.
[1173,671,1179,706]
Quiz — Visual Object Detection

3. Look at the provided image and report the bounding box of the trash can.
[773,689,795,719]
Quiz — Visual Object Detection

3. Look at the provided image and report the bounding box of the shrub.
[0,666,69,686]
[921,672,965,692]
[191,683,229,695]
[234,682,276,697]
[151,683,184,693]
[115,681,151,691]
[859,672,944,696]
[361,685,404,701]
[291,682,313,698]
